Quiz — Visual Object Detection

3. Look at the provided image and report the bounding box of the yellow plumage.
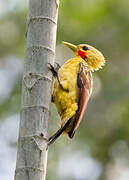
[48,42,105,146]
[52,58,85,127]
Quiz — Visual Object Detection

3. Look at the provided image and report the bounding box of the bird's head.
[63,41,105,71]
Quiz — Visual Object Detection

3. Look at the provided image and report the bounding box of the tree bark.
[14,0,59,180]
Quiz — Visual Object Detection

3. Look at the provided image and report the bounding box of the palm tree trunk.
[14,0,59,180]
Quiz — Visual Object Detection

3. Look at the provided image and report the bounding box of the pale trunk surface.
[14,0,59,180]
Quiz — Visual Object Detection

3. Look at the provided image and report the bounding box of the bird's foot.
[48,63,58,77]
[48,63,68,92]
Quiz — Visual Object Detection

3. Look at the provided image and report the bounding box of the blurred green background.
[0,0,129,179]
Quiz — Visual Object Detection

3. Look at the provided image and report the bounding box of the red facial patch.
[78,49,87,59]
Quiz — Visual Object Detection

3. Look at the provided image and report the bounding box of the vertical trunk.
[14,0,59,180]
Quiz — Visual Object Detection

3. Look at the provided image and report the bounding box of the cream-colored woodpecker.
[48,41,105,146]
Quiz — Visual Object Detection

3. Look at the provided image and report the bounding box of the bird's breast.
[52,58,87,125]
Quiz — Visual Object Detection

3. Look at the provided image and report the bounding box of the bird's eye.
[82,46,88,51]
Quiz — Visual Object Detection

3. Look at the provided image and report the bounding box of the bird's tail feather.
[48,118,71,146]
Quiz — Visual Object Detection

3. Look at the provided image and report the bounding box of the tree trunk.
[14,0,59,180]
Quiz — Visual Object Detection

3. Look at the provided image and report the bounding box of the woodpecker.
[48,41,105,146]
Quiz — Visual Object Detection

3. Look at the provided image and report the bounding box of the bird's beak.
[62,41,78,52]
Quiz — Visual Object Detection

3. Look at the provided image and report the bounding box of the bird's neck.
[65,57,92,71]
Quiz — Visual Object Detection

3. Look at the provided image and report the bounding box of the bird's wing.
[68,62,92,138]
